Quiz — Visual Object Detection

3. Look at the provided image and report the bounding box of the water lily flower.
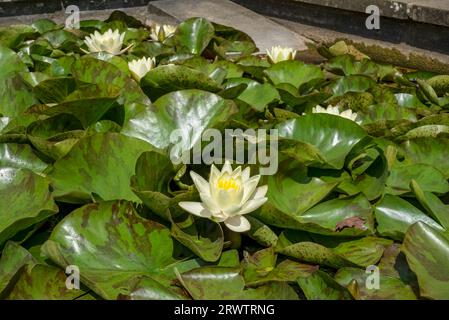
[179,161,268,233]
[84,29,131,55]
[312,105,360,123]
[128,57,156,81]
[150,23,177,42]
[266,46,297,63]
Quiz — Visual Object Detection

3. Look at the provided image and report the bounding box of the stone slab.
[0,0,151,17]
[148,0,310,52]
[288,0,413,20]
[285,0,449,27]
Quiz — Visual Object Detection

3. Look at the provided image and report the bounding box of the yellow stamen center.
[217,177,240,191]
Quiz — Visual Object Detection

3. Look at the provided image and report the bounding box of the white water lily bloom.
[312,105,360,123]
[266,46,297,63]
[128,57,156,81]
[84,29,129,55]
[179,161,268,233]
[150,23,177,42]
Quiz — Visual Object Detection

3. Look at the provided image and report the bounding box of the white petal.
[178,202,212,218]
[211,211,228,222]
[190,171,211,196]
[210,164,221,182]
[222,204,243,217]
[340,109,353,119]
[199,193,221,214]
[241,167,251,182]
[238,197,268,215]
[231,166,242,178]
[313,105,324,113]
[224,215,251,233]
[221,160,233,174]
[215,189,242,211]
[328,106,340,115]
[252,185,268,199]
[240,175,260,205]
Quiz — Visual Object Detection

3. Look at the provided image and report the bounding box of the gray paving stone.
[408,0,449,27]
[289,0,413,20]
[287,0,449,27]
[148,0,310,53]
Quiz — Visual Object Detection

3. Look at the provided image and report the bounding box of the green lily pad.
[277,114,367,169]
[267,160,339,221]
[0,168,58,246]
[122,90,236,158]
[49,133,152,203]
[265,60,324,89]
[330,75,376,97]
[277,233,390,269]
[140,65,222,101]
[386,163,449,195]
[297,269,353,300]
[411,180,449,229]
[6,264,89,300]
[42,201,193,300]
[174,17,215,55]
[335,267,417,300]
[402,138,449,178]
[0,45,36,117]
[224,78,279,111]
[402,222,449,299]
[374,194,443,241]
[298,194,375,236]
[131,151,190,217]
[0,143,48,173]
[177,266,298,300]
[242,248,317,286]
[0,242,36,297]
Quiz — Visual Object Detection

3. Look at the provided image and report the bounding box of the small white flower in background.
[312,105,360,123]
[84,29,130,55]
[128,57,156,81]
[266,46,297,64]
[150,23,177,42]
[179,161,268,233]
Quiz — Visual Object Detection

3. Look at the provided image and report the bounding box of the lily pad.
[42,201,192,300]
[0,242,36,297]
[49,133,152,203]
[335,267,417,300]
[0,143,48,173]
[6,264,89,300]
[122,90,236,160]
[177,266,298,300]
[0,168,58,246]
[374,194,443,241]
[402,222,449,299]
[276,114,367,169]
[264,61,324,89]
[0,45,36,117]
[174,17,215,55]
[140,65,222,101]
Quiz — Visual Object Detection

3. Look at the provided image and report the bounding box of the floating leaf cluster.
[1,11,449,300]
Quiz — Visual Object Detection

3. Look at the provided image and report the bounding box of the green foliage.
[0,12,448,300]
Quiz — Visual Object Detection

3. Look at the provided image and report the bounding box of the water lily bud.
[150,23,177,42]
[128,57,156,81]
[312,105,360,123]
[266,46,297,64]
